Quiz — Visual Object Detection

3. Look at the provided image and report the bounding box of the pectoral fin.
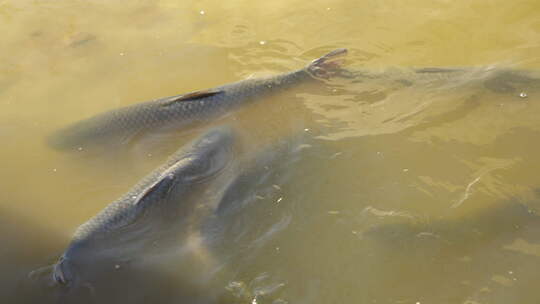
[160,89,224,106]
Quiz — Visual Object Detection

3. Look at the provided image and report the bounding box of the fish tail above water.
[305,48,348,79]
[47,49,348,152]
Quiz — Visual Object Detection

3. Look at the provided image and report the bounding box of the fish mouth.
[52,256,74,286]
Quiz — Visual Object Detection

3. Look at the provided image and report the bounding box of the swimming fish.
[48,49,347,151]
[341,65,540,94]
[52,127,235,288]
[364,202,540,249]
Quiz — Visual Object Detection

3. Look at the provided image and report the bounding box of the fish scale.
[72,131,230,242]
[48,49,348,150]
[52,127,235,286]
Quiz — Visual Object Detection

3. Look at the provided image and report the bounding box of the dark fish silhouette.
[52,127,235,288]
[48,49,347,151]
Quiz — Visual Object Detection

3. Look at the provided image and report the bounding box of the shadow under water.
[9,128,309,304]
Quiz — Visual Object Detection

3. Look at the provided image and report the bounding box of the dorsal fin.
[161,89,223,106]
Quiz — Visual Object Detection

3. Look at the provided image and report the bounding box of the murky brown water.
[2,0,540,303]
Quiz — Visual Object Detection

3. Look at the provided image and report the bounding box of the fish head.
[51,241,144,302]
[51,241,112,289]
[52,256,74,286]
[50,247,178,303]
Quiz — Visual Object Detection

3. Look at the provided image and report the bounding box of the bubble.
[259,40,266,45]
[199,10,205,15]
[519,92,528,98]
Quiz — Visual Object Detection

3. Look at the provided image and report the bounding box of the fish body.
[345,66,540,94]
[365,202,540,248]
[49,49,347,151]
[52,127,235,287]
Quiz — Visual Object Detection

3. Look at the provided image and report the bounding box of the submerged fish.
[52,127,235,289]
[48,49,347,151]
[342,65,540,94]
[364,202,540,249]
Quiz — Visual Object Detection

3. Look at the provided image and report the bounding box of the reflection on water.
[2,0,540,303]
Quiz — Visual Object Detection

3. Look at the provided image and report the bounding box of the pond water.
[2,0,540,303]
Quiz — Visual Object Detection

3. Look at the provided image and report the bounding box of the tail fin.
[306,48,348,78]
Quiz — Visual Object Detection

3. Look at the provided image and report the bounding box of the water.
[2,0,540,303]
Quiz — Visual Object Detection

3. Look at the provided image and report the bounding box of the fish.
[48,49,348,151]
[364,202,540,250]
[198,132,308,265]
[48,128,309,303]
[51,127,235,290]
[341,65,540,94]
[214,136,307,217]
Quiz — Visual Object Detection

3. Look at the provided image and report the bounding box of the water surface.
[2,0,540,303]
